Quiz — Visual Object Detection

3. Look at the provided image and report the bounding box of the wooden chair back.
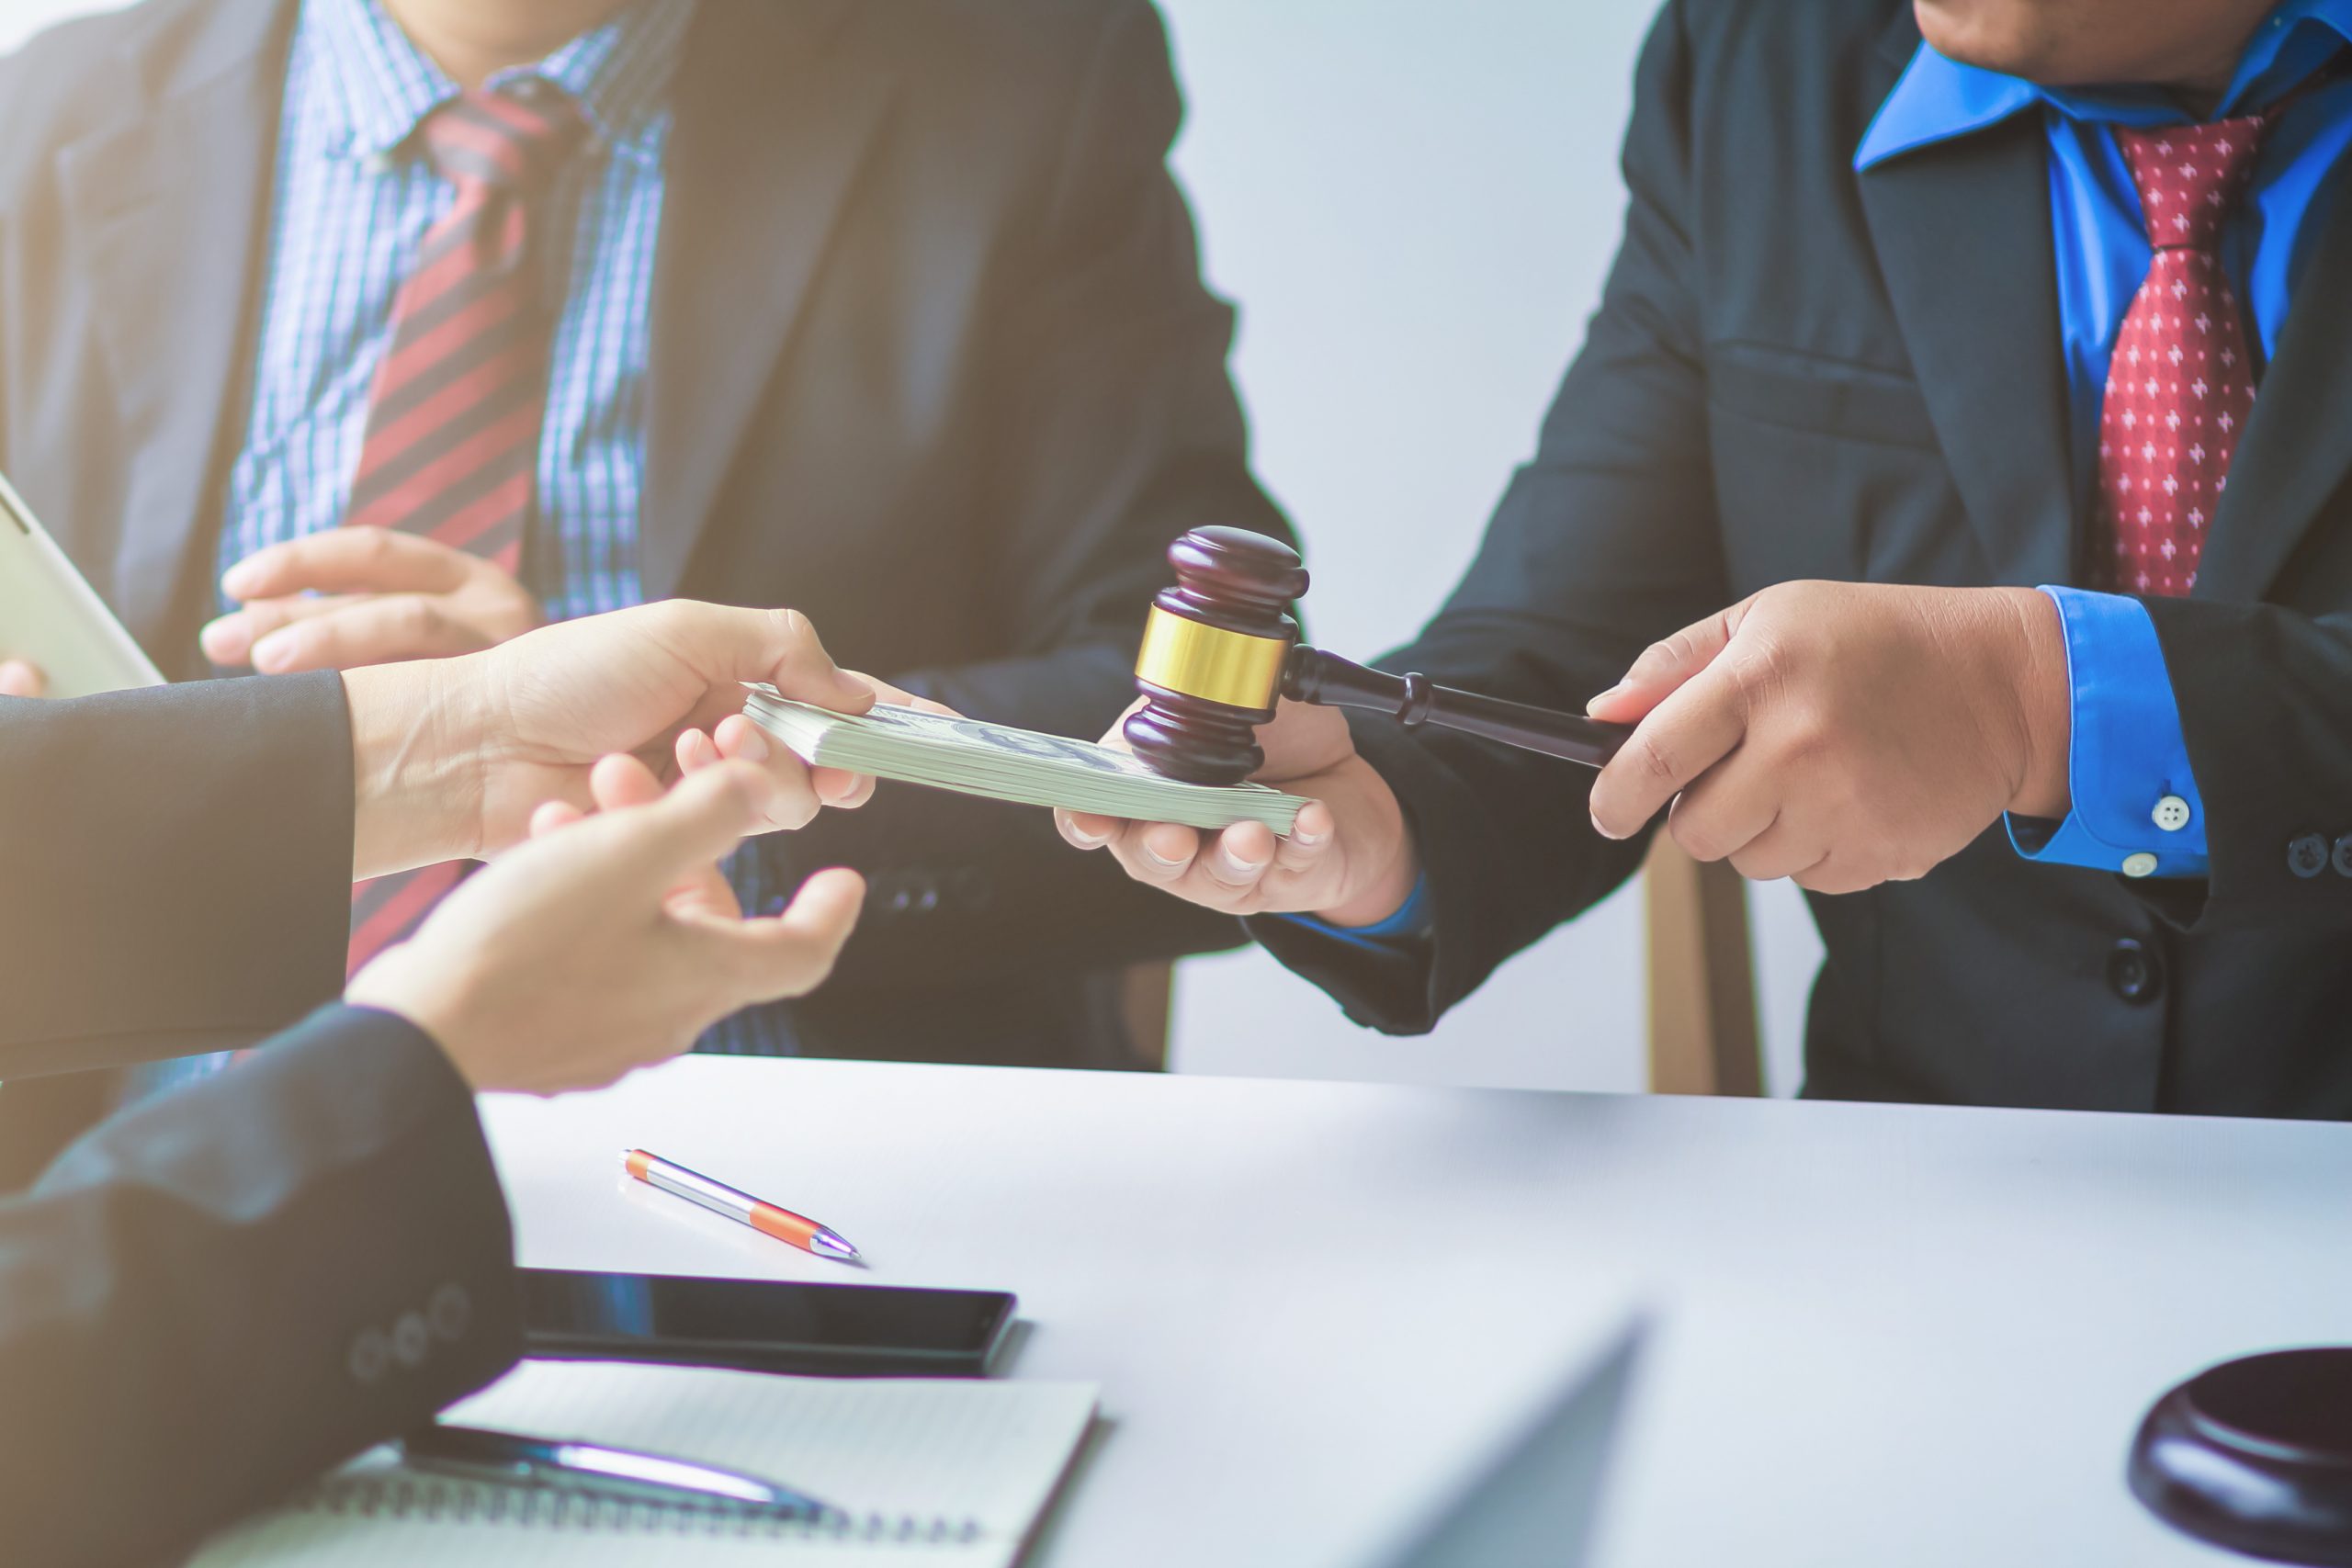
[1643,834,1763,1096]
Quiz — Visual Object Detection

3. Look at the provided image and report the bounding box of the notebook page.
[192,1362,1098,1568]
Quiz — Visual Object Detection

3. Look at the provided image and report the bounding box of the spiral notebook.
[191,1361,1099,1567]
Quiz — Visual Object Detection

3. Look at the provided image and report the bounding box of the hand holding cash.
[741,684,1306,835]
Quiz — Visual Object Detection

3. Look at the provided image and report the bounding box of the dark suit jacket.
[1256,0,2352,1118]
[0,0,1283,1072]
[0,676,519,1567]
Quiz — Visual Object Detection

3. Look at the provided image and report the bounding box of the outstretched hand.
[348,758,865,1095]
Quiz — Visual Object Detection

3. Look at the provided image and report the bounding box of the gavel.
[1125,526,1634,785]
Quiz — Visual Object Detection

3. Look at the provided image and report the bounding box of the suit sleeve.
[757,0,1291,986]
[0,1005,521,1568]
[2135,595,2352,928]
[1244,0,1733,1032]
[0,671,352,1074]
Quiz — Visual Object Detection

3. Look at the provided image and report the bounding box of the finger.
[689,865,867,1004]
[1587,597,1755,726]
[1790,851,1874,897]
[674,727,723,774]
[251,594,494,672]
[1057,809,1118,850]
[0,660,46,698]
[1107,821,1204,886]
[711,714,769,763]
[1587,662,1751,840]
[1194,821,1279,897]
[530,799,586,838]
[200,595,368,667]
[222,526,478,602]
[591,752,669,811]
[1664,761,1778,865]
[1723,808,1823,883]
[1268,799,1338,873]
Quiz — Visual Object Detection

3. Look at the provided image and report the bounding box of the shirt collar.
[1856,0,2352,170]
[303,0,695,166]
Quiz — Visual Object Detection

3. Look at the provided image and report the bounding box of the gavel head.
[1125,527,1309,784]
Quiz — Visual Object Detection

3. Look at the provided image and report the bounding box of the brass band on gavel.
[1134,604,1291,714]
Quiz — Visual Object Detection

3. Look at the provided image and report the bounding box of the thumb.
[751,608,874,713]
[1587,596,1755,725]
[651,603,875,714]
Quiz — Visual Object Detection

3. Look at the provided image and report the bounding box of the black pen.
[401,1423,839,1519]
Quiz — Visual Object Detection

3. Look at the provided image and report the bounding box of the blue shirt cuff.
[2005,586,2208,879]
[1269,875,1432,953]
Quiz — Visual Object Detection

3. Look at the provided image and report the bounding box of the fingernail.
[734,727,771,762]
[1222,850,1265,880]
[1587,684,1625,713]
[198,620,239,660]
[1066,822,1107,848]
[220,562,257,597]
[1141,844,1184,870]
[1590,810,1623,841]
[251,634,289,672]
[1291,825,1327,848]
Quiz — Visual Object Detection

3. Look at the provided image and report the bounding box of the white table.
[483,1056,2352,1567]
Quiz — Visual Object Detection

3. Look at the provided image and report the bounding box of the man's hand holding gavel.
[1059,579,2075,909]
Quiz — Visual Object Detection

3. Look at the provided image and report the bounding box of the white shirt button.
[2122,852,2159,878]
[2152,795,2191,832]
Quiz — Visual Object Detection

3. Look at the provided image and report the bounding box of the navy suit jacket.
[0,674,520,1567]
[1254,0,2352,1117]
[0,0,1284,1074]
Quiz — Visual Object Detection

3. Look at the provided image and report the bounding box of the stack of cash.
[741,685,1306,835]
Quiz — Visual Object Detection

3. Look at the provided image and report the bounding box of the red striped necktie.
[345,87,584,976]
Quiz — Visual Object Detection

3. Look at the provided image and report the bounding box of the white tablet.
[0,470,165,697]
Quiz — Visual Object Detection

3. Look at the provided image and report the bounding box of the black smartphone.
[518,1268,1017,1378]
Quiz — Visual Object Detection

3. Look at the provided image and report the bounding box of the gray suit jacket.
[0,675,519,1567]
[0,0,1286,1072]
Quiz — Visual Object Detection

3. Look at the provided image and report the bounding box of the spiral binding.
[300,1473,985,1544]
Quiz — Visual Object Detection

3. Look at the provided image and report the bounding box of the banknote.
[741,685,1305,834]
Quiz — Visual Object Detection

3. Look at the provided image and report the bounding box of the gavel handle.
[1283,645,1631,770]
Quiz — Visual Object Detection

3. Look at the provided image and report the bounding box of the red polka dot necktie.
[2090,115,2271,596]
[345,88,583,977]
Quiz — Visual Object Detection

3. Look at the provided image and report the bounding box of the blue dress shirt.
[1858,0,2352,879]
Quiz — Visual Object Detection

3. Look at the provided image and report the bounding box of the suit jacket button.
[392,1310,431,1369]
[2107,939,2162,1005]
[2290,833,2330,878]
[428,1282,472,1342]
[2333,835,2352,878]
[348,1327,391,1385]
[2152,795,2191,832]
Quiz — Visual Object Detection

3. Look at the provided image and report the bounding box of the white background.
[0,0,1826,1095]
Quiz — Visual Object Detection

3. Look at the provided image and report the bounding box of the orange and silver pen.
[622,1149,861,1262]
